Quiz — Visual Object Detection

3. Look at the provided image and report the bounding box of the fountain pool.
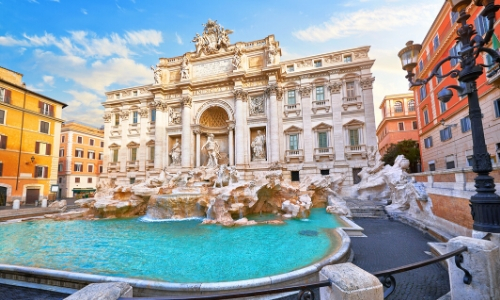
[0,209,342,284]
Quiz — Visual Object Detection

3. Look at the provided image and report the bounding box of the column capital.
[233,89,248,102]
[328,81,342,94]
[299,86,312,98]
[226,120,235,130]
[265,84,283,101]
[103,112,112,123]
[360,77,375,90]
[119,110,129,120]
[182,95,193,108]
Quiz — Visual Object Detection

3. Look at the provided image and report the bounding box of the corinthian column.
[181,95,192,168]
[233,89,248,167]
[266,84,282,163]
[299,85,313,163]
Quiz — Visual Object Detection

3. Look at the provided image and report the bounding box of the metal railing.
[119,280,330,300]
[284,103,300,110]
[372,246,470,299]
[312,99,330,107]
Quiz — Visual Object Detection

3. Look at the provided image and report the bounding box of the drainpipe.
[15,90,27,191]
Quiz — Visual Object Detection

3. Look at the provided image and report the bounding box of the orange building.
[58,121,104,198]
[376,93,418,156]
[0,66,66,206]
[412,3,500,171]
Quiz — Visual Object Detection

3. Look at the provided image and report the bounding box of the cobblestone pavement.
[0,284,68,300]
[351,218,450,300]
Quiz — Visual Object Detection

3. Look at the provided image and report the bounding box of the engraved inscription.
[193,59,232,78]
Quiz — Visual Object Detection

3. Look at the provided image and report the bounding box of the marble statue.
[267,44,277,65]
[181,55,190,80]
[170,139,181,166]
[192,19,233,56]
[232,46,242,70]
[227,165,239,185]
[213,165,225,188]
[251,130,266,160]
[202,133,220,168]
[192,33,204,57]
[151,64,161,84]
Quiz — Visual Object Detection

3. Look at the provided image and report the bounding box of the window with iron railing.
[289,134,298,150]
[288,90,296,105]
[346,82,355,98]
[316,86,324,101]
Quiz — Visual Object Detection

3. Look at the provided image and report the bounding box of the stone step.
[428,242,449,269]
[350,207,387,218]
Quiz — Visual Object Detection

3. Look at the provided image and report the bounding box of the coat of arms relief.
[192,19,234,57]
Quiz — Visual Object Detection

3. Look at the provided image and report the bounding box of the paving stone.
[0,283,68,300]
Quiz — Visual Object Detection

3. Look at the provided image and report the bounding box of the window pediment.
[343,119,364,127]
[108,143,120,149]
[284,125,302,134]
[126,141,140,148]
[146,139,155,146]
[312,122,332,131]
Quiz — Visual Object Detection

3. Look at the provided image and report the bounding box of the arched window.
[394,101,403,113]
[408,100,415,112]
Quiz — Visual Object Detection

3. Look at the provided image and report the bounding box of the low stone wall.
[405,167,500,238]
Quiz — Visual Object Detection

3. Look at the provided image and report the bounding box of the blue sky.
[0,0,442,126]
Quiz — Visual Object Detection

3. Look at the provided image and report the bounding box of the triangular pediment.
[284,125,302,133]
[108,143,120,149]
[343,119,364,127]
[312,122,332,130]
[146,139,155,146]
[126,141,140,148]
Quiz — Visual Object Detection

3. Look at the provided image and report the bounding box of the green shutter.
[318,132,327,148]
[493,34,500,50]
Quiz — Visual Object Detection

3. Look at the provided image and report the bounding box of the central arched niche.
[198,106,230,166]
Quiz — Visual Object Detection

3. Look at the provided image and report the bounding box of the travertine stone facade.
[102,21,377,189]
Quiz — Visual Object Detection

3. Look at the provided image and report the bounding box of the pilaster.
[153,98,167,170]
[300,85,313,163]
[360,77,377,147]
[181,94,192,168]
[329,82,345,161]
[266,83,282,163]
[234,89,248,167]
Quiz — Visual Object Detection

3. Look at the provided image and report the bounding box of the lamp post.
[398,0,500,232]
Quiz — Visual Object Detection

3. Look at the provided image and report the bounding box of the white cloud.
[0,35,30,46]
[62,90,105,125]
[81,8,87,15]
[175,32,183,45]
[293,3,440,42]
[125,30,163,46]
[50,0,60,2]
[43,75,55,86]
[28,0,39,3]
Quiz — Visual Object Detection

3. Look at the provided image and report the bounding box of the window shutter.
[0,110,4,124]
[5,90,11,103]
[74,164,77,172]
[49,104,54,116]
[35,141,40,154]
[440,130,445,141]
[38,101,43,109]
[0,135,6,149]
[496,100,500,118]
[44,166,48,178]
[46,143,51,155]
[0,162,3,176]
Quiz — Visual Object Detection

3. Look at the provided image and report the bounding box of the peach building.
[58,121,104,199]
[412,2,500,171]
[376,93,419,156]
[0,66,66,206]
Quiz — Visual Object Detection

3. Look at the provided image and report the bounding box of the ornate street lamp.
[398,0,500,232]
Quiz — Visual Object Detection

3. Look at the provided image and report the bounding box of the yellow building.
[0,66,67,206]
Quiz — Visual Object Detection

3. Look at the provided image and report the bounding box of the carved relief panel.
[167,106,182,125]
[249,95,265,116]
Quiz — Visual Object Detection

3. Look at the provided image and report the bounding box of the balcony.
[285,149,304,163]
[108,161,120,172]
[40,108,54,117]
[110,125,121,137]
[146,160,155,170]
[147,122,156,134]
[344,144,366,160]
[314,147,334,161]
[312,99,331,114]
[487,67,500,88]
[128,123,140,135]
[342,95,362,110]
[126,160,139,170]
[283,103,301,117]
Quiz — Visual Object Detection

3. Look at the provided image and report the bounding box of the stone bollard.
[320,263,383,300]
[41,198,48,208]
[447,236,500,300]
[64,282,132,300]
[12,200,20,210]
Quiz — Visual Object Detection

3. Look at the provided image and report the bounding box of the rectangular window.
[451,11,459,24]
[39,102,53,117]
[88,151,95,159]
[75,177,80,183]
[40,121,50,134]
[424,136,433,148]
[58,163,63,172]
[398,122,404,131]
[495,99,500,118]
[150,146,155,161]
[74,163,83,172]
[412,121,418,130]
[0,88,11,103]
[440,127,452,141]
[61,135,65,143]
[437,67,443,84]
[99,165,103,173]
[344,55,352,63]
[0,162,2,176]
[291,171,300,182]
[112,149,119,162]
[429,163,436,171]
[288,90,296,105]
[88,178,93,183]
[349,129,359,146]
[151,109,156,122]
[420,85,427,101]
[130,148,137,161]
[446,155,456,169]
[314,60,322,68]
[0,134,7,149]
[77,136,83,144]
[423,109,429,125]
[99,152,103,160]
[461,116,471,132]
[34,166,48,178]
[100,141,104,147]
[433,34,440,51]
[115,93,120,99]
[289,134,298,150]
[58,177,62,183]
[35,142,51,155]
[316,86,324,101]
[450,42,462,67]
[440,101,447,113]
[419,60,424,72]
[133,91,138,97]
[475,15,489,36]
[318,132,328,148]
[0,110,5,124]
[320,169,330,176]
[89,139,94,146]
[346,82,355,98]
[115,113,120,126]
[75,149,83,158]
[130,178,135,184]
[467,155,474,167]
[59,149,64,157]
[287,65,294,72]
[133,111,139,124]
[88,164,94,172]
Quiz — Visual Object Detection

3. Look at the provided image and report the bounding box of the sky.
[0,0,443,127]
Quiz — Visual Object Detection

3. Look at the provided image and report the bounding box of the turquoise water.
[0,208,341,283]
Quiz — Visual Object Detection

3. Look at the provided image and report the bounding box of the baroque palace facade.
[102,20,377,187]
